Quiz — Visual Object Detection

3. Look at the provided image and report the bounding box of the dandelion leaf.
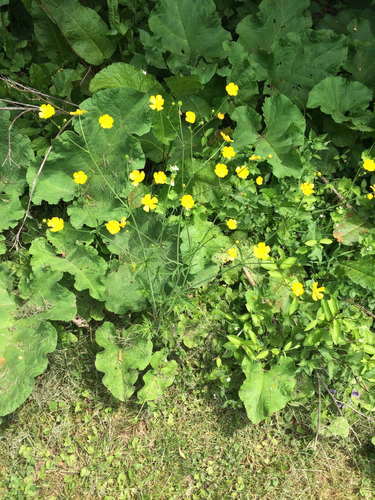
[95,322,153,401]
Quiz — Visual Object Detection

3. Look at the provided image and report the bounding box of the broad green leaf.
[252,30,347,105]
[307,76,373,125]
[231,107,262,151]
[334,256,375,291]
[137,350,178,401]
[253,93,305,178]
[95,322,153,401]
[239,356,296,424]
[0,111,35,196]
[148,0,231,62]
[18,268,76,322]
[303,329,322,346]
[322,417,349,438]
[51,66,85,99]
[31,0,76,65]
[89,62,163,93]
[333,212,372,245]
[0,264,17,329]
[0,318,57,417]
[344,18,375,92]
[0,194,25,231]
[165,74,203,97]
[39,0,116,65]
[29,235,107,300]
[223,41,258,104]
[330,319,342,345]
[150,92,180,145]
[236,0,311,54]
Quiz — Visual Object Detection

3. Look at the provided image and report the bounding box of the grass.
[1,335,375,500]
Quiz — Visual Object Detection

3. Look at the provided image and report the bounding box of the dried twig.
[243,266,256,286]
[341,297,375,320]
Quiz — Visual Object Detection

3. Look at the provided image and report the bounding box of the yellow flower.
[317,171,322,176]
[253,242,271,260]
[220,131,233,142]
[256,155,261,160]
[301,182,315,196]
[222,146,235,159]
[226,82,239,96]
[215,163,228,178]
[370,185,375,193]
[129,170,145,186]
[181,194,194,210]
[236,166,249,179]
[292,283,304,297]
[73,171,87,184]
[106,220,120,235]
[227,219,237,230]
[227,248,237,261]
[149,95,164,111]
[154,171,167,184]
[217,112,224,120]
[39,104,55,119]
[70,109,86,115]
[268,154,272,159]
[99,114,114,129]
[312,282,325,301]
[363,158,375,171]
[185,111,196,124]
[142,194,158,212]
[256,176,263,185]
[367,194,373,200]
[119,217,127,228]
[250,154,258,161]
[47,217,64,232]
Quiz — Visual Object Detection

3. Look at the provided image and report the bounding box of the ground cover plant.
[1,0,375,465]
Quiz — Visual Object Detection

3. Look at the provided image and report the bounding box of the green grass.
[1,336,374,500]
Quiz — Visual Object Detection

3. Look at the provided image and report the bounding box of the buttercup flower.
[301,182,315,196]
[268,154,273,159]
[99,114,114,129]
[226,82,239,96]
[292,283,304,297]
[215,163,228,178]
[185,111,196,124]
[106,220,120,235]
[370,185,375,193]
[47,217,64,232]
[142,194,158,212]
[119,217,127,228]
[227,219,237,230]
[222,146,235,159]
[312,282,325,301]
[367,194,373,200]
[149,95,164,111]
[217,112,224,120]
[236,166,249,179]
[129,170,145,186]
[181,195,194,210]
[154,171,167,184]
[220,132,233,142]
[70,109,86,115]
[39,104,55,119]
[250,154,259,161]
[73,171,87,184]
[253,242,271,260]
[256,176,263,185]
[227,248,237,261]
[363,159,375,171]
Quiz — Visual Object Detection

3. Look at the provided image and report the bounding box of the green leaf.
[18,268,77,322]
[236,0,312,54]
[303,329,322,346]
[239,356,296,424]
[148,0,231,62]
[165,74,203,97]
[330,319,341,345]
[231,106,262,151]
[307,76,373,125]
[95,322,153,401]
[39,0,116,65]
[31,0,76,65]
[29,234,107,300]
[252,30,347,105]
[89,62,163,93]
[137,350,178,401]
[223,41,258,104]
[289,297,298,316]
[0,194,25,231]
[323,416,349,438]
[253,93,305,178]
[334,256,375,291]
[0,317,57,417]
[150,92,180,145]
